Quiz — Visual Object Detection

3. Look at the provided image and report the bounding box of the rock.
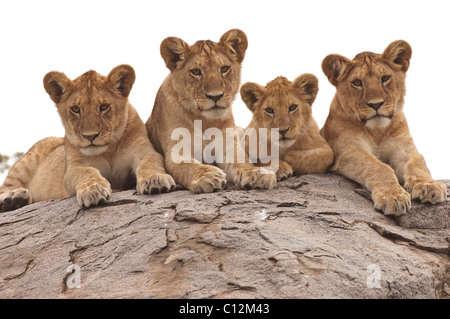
[0,173,448,299]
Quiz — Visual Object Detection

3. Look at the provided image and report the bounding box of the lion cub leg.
[63,166,112,208]
[275,160,294,181]
[250,160,292,182]
[334,146,411,216]
[282,128,333,176]
[0,137,64,212]
[284,145,334,176]
[220,162,277,190]
[387,142,447,204]
[1,163,33,211]
[220,132,276,189]
[0,188,32,212]
[404,162,447,204]
[135,149,176,195]
[164,154,226,193]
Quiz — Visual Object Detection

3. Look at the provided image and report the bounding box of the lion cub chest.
[83,154,135,190]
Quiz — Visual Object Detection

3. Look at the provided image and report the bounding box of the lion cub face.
[43,65,135,156]
[322,40,411,130]
[160,29,248,119]
[241,74,319,148]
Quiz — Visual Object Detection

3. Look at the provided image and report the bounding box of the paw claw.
[77,180,112,208]
[161,186,169,193]
[406,179,447,204]
[234,166,276,190]
[276,161,294,182]
[137,173,176,195]
[373,185,411,216]
[190,166,227,193]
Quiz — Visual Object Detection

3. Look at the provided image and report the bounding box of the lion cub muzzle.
[78,127,109,155]
[278,127,295,147]
[278,127,290,136]
[362,98,394,128]
[197,91,229,118]
[366,100,385,111]
[206,92,224,103]
[82,132,100,143]
[201,90,226,108]
[200,92,226,111]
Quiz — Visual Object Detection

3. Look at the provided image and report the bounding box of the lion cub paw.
[405,179,447,204]
[0,188,32,212]
[76,179,112,208]
[276,161,294,181]
[137,173,176,195]
[372,185,411,216]
[190,165,227,193]
[234,166,276,190]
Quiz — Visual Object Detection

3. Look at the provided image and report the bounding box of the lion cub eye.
[190,69,202,77]
[99,103,110,112]
[70,106,80,114]
[220,66,230,73]
[381,75,391,83]
[289,104,298,112]
[265,107,274,114]
[352,79,363,87]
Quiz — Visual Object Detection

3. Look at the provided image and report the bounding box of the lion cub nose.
[279,128,290,136]
[83,133,99,142]
[367,100,385,110]
[206,93,224,103]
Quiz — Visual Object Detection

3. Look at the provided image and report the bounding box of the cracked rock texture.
[0,174,448,298]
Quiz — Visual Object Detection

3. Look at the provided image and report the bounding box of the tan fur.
[321,40,447,216]
[241,75,333,181]
[0,65,175,211]
[146,29,276,193]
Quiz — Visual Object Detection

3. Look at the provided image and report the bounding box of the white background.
[1,0,449,183]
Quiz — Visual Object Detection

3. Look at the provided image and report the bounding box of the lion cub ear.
[240,82,266,112]
[322,54,352,86]
[160,37,191,71]
[382,40,412,72]
[106,64,136,98]
[293,74,319,106]
[219,29,248,63]
[43,71,72,104]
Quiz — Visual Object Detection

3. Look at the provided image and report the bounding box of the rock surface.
[0,173,448,299]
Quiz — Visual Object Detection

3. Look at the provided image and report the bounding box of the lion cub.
[241,75,334,181]
[146,29,276,193]
[321,40,447,216]
[0,65,175,211]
